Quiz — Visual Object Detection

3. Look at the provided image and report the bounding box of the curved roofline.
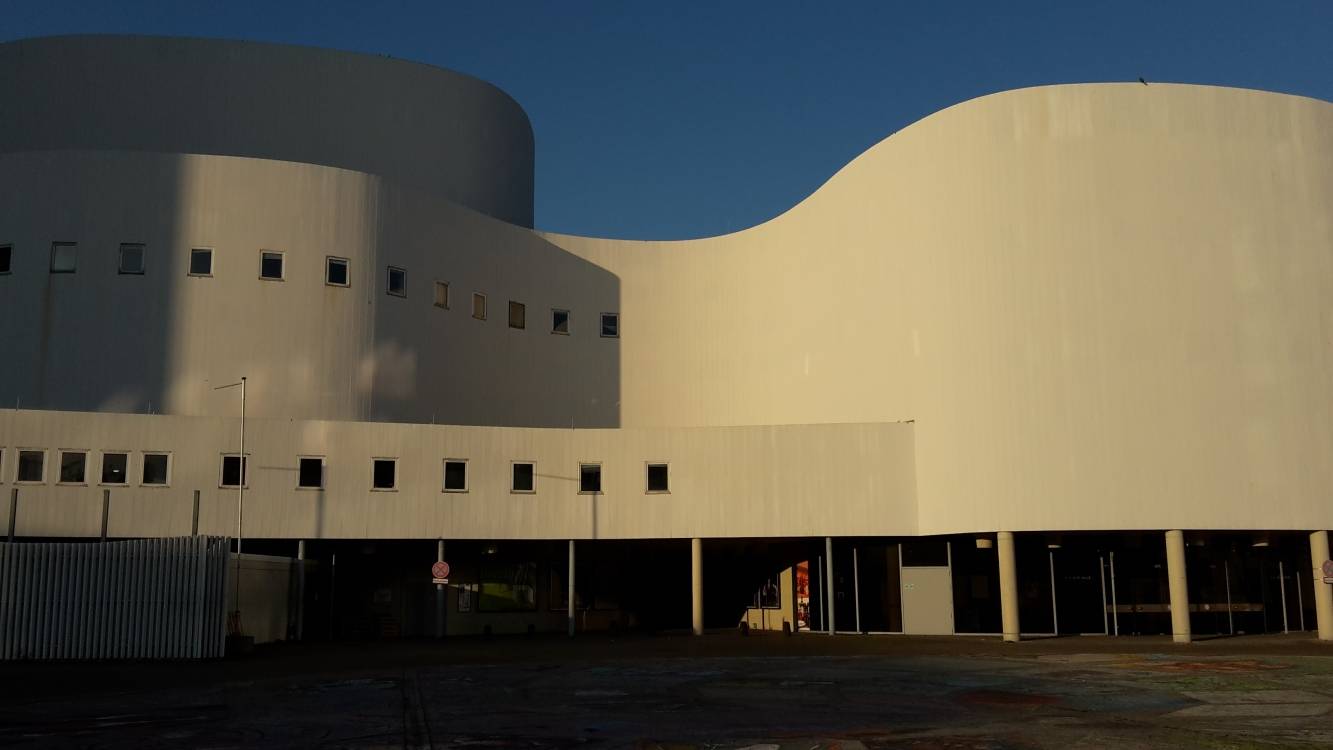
[3,33,533,128]
[540,81,1333,247]
[1,33,537,225]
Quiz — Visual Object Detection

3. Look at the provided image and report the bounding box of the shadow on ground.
[2,633,1332,748]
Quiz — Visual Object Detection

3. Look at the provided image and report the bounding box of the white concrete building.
[1,35,1331,642]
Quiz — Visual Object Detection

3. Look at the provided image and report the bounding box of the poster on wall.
[458,582,477,613]
[795,561,810,630]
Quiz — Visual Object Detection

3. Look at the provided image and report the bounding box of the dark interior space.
[950,536,1001,635]
[701,538,817,631]
[132,530,1326,641]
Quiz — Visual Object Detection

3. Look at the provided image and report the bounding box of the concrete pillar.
[997,531,1019,642]
[1165,529,1191,643]
[7,487,16,542]
[568,540,576,637]
[435,539,446,639]
[852,546,861,634]
[100,489,110,542]
[691,537,704,635]
[825,537,836,635]
[296,539,306,641]
[1311,530,1333,641]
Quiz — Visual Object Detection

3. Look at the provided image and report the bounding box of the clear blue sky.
[5,1,1331,239]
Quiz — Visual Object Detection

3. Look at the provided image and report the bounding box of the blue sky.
[5,1,1331,239]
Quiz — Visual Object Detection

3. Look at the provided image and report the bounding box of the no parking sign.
[432,561,450,584]
[1323,559,1333,585]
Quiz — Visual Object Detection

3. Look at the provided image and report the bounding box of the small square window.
[387,266,406,297]
[141,453,170,486]
[551,309,570,335]
[472,293,487,320]
[434,281,449,309]
[101,452,128,484]
[118,243,145,275]
[373,458,397,490]
[579,463,602,494]
[509,301,526,329]
[298,457,324,489]
[0,244,13,274]
[59,451,87,484]
[189,248,213,276]
[50,242,77,273]
[443,459,468,492]
[326,257,349,287]
[220,454,248,488]
[511,461,535,493]
[600,313,619,338]
[260,251,284,280]
[16,450,45,483]
[646,463,669,493]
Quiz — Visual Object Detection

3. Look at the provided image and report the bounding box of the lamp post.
[215,377,246,636]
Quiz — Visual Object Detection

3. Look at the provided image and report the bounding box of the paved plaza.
[2,634,1332,748]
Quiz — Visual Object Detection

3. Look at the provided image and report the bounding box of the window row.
[361,458,668,494]
[0,244,621,338]
[0,242,150,275]
[0,449,671,494]
[0,449,169,486]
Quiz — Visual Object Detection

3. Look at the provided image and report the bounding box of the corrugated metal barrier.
[0,536,229,660]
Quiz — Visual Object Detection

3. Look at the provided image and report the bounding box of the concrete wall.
[0,410,918,540]
[0,36,534,226]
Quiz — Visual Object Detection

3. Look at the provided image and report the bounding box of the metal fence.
[0,536,229,660]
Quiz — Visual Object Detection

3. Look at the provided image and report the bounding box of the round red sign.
[1323,560,1333,578]
[432,561,450,579]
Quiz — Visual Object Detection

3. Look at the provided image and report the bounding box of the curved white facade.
[1,35,1331,548]
[546,83,1333,537]
[0,150,618,427]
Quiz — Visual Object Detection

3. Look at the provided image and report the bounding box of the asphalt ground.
[2,632,1332,748]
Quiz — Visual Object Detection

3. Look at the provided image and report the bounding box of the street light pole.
[215,377,247,636]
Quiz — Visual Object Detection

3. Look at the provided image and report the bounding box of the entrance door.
[901,566,954,634]
[1053,549,1109,635]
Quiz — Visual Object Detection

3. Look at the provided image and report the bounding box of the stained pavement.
[2,633,1332,748]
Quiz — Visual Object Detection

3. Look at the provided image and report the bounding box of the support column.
[7,488,16,542]
[1311,530,1333,641]
[852,546,862,634]
[1278,561,1288,634]
[435,539,446,639]
[816,556,825,632]
[296,539,306,641]
[1165,529,1191,643]
[691,538,704,635]
[568,540,576,637]
[997,531,1019,642]
[100,489,110,542]
[825,537,836,635]
[1109,550,1120,635]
